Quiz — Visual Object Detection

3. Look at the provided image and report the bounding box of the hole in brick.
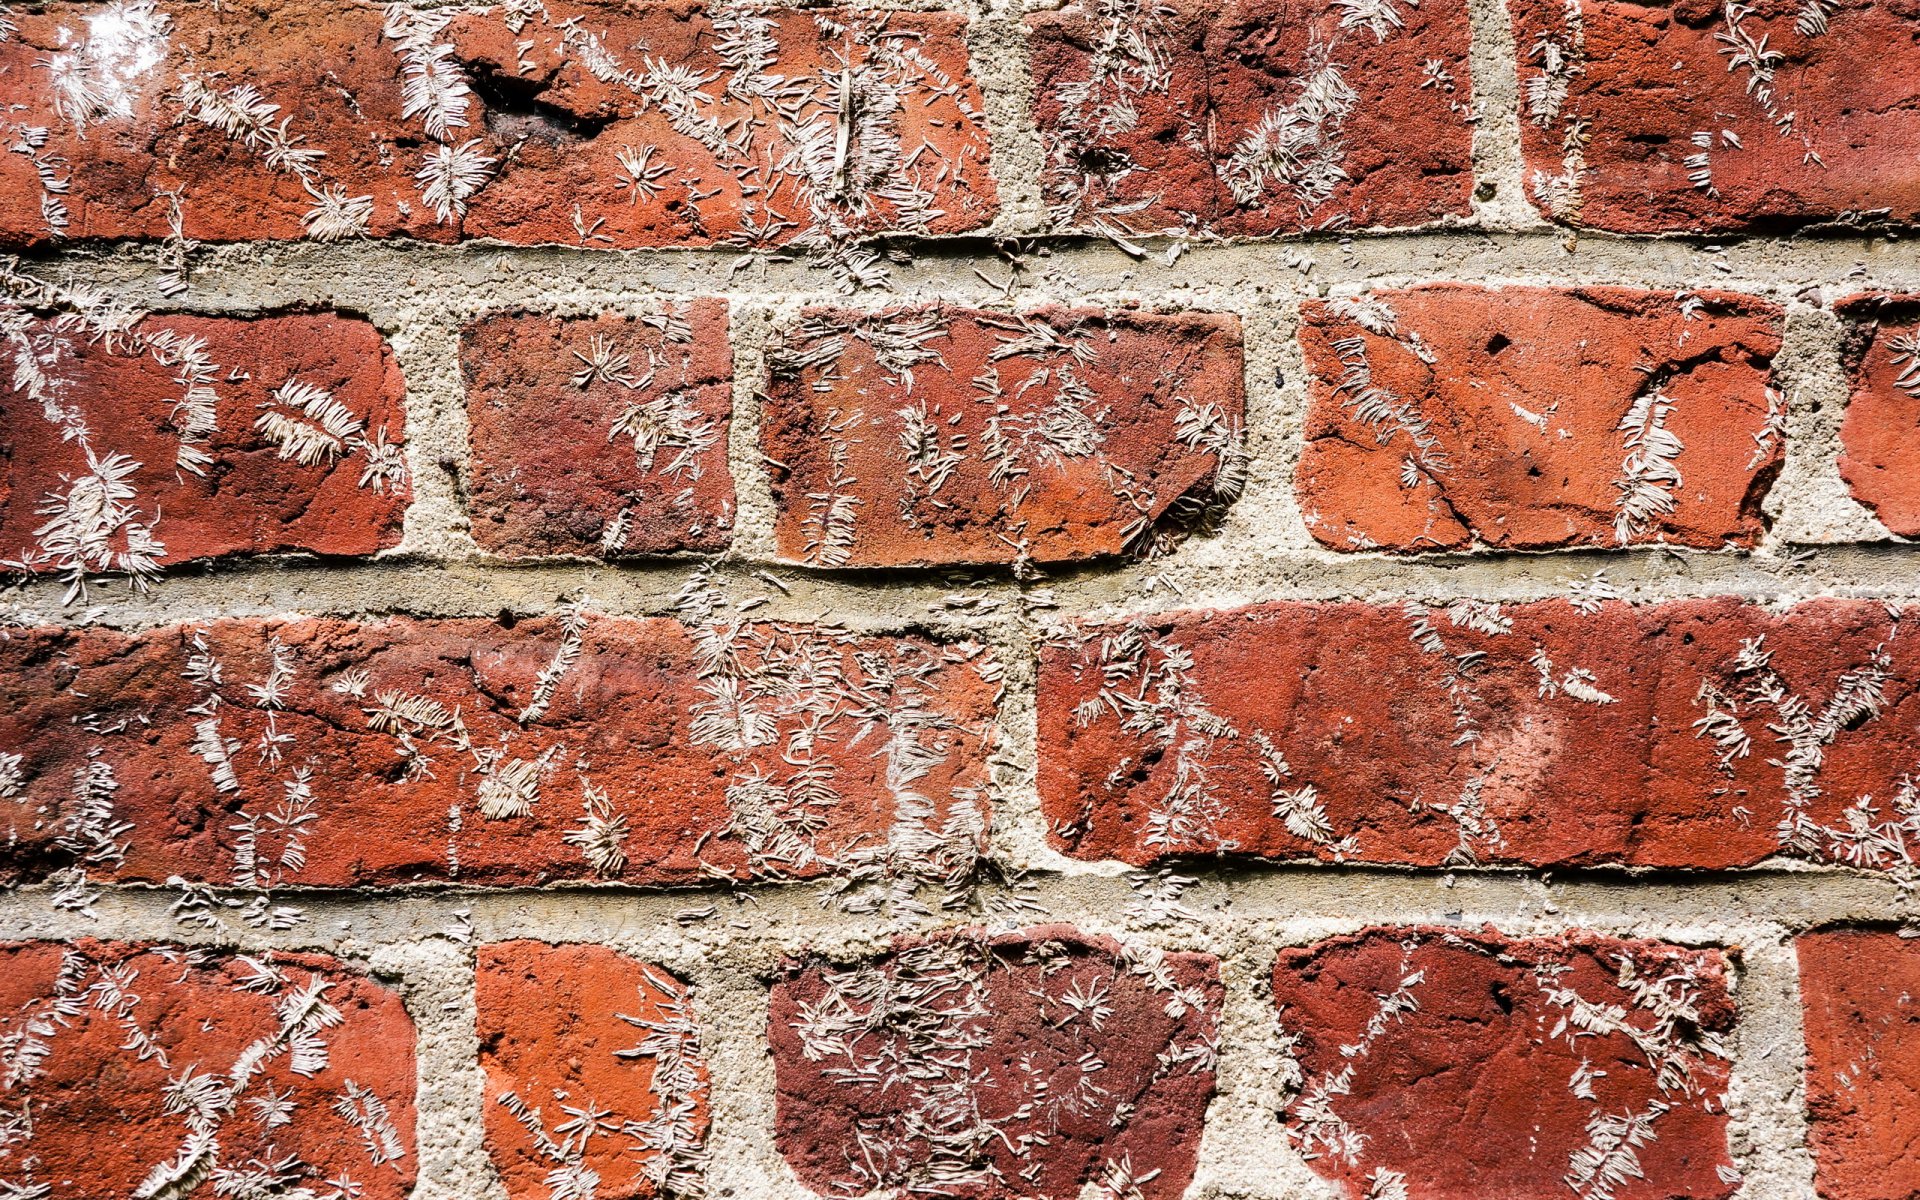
[1486,332,1511,355]
[470,66,615,140]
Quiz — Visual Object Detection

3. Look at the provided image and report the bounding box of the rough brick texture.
[1838,294,1920,538]
[762,305,1246,567]
[478,941,709,1200]
[1274,927,1737,1200]
[1027,0,1475,238]
[0,609,997,888]
[1,304,407,589]
[462,304,734,558]
[0,0,995,254]
[1797,928,1920,1200]
[1040,598,1920,871]
[1297,287,1785,553]
[0,939,416,1200]
[1511,0,1920,231]
[769,924,1220,1200]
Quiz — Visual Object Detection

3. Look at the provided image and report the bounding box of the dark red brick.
[1027,0,1474,238]
[769,924,1219,1200]
[1510,0,1920,232]
[0,0,995,251]
[1039,598,1920,871]
[1274,927,1736,1200]
[1297,286,1784,553]
[0,939,416,1200]
[761,304,1246,568]
[478,941,709,1200]
[1837,294,1920,539]
[1797,928,1920,1200]
[462,304,733,558]
[0,609,996,888]
[1,301,407,593]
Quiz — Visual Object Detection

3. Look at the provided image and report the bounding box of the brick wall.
[2,1,1919,1198]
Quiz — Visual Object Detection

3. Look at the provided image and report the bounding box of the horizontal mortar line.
[0,863,1913,948]
[4,544,1920,630]
[15,229,1920,310]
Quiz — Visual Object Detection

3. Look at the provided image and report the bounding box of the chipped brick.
[1297,286,1784,553]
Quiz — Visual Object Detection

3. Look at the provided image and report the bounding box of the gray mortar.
[7,2,1920,1196]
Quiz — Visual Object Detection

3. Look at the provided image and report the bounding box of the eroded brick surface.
[0,602,996,890]
[1297,286,1784,552]
[1027,0,1474,239]
[1797,929,1920,1200]
[1274,927,1736,1200]
[0,939,416,1200]
[0,0,995,257]
[1039,598,1920,871]
[478,941,709,1200]
[761,305,1246,568]
[462,304,734,558]
[769,924,1219,1200]
[1,294,407,592]
[1511,0,1920,232]
[1837,294,1920,538]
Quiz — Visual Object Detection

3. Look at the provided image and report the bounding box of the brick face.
[1838,294,1920,538]
[0,0,995,252]
[0,611,997,889]
[461,304,734,558]
[761,305,1246,568]
[1510,0,1920,231]
[478,942,709,1200]
[768,925,1220,1200]
[1039,598,1920,871]
[0,307,407,589]
[1027,0,1475,238]
[1274,927,1737,1200]
[0,939,416,1200]
[1798,929,1920,1200]
[1297,287,1785,553]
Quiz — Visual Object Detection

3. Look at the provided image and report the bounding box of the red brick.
[1038,598,1920,871]
[761,305,1246,568]
[1027,0,1474,239]
[1297,287,1784,553]
[1837,295,1920,538]
[478,942,709,1200]
[1797,928,1920,1200]
[0,938,416,1200]
[1510,0,1920,232]
[1,302,407,593]
[462,304,733,558]
[1274,927,1736,1200]
[0,0,994,251]
[0,608,997,888]
[768,924,1219,1200]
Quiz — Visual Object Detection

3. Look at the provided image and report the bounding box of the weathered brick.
[1797,928,1920,1200]
[1039,598,1920,871]
[761,305,1246,568]
[1511,0,1920,232]
[0,938,416,1199]
[462,304,733,558]
[768,924,1219,1200]
[0,606,996,889]
[478,941,709,1200]
[0,0,995,253]
[1274,927,1736,1200]
[1,297,408,594]
[1027,0,1474,239]
[1297,286,1784,553]
[1837,294,1920,538]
